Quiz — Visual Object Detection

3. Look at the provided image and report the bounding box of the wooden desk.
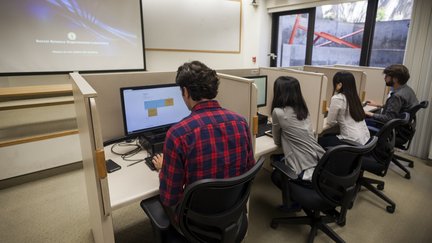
[0,84,72,100]
[104,145,159,211]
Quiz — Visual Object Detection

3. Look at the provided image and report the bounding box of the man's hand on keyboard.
[152,153,163,171]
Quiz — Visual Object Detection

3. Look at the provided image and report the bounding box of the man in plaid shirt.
[152,61,255,225]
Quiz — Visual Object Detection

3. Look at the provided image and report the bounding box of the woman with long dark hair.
[271,76,325,182]
[319,71,370,148]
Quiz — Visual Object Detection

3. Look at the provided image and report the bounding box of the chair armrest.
[140,197,171,230]
[339,139,363,146]
[271,159,298,180]
[366,118,385,129]
[367,126,380,134]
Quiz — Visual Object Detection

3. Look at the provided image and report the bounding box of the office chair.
[140,157,264,243]
[270,137,378,243]
[358,112,410,213]
[392,101,428,179]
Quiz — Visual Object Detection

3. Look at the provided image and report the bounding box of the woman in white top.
[319,71,370,148]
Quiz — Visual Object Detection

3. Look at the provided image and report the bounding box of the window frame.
[269,0,407,67]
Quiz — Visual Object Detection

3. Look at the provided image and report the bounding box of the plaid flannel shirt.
[159,100,255,207]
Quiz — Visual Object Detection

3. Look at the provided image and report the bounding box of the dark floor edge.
[0,161,83,190]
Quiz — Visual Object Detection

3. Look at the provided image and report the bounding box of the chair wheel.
[270,221,279,229]
[404,173,411,179]
[386,206,395,213]
[408,162,414,168]
[377,184,384,190]
[337,219,346,227]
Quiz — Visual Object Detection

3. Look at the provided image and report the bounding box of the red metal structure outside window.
[289,15,363,49]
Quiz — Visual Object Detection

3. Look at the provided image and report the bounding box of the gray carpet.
[1,153,432,243]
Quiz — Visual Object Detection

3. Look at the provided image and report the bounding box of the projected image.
[0,0,144,73]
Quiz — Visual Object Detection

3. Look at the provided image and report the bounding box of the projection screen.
[0,0,145,74]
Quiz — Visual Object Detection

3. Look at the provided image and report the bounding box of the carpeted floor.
[1,153,432,243]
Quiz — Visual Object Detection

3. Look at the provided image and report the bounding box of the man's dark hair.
[271,76,309,120]
[175,61,219,101]
[383,64,410,85]
[333,71,365,122]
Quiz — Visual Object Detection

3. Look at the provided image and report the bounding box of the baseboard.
[0,161,83,190]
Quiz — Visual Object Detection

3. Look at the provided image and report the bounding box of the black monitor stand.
[257,112,268,125]
[140,127,170,155]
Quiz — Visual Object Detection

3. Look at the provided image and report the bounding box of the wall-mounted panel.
[143,0,241,53]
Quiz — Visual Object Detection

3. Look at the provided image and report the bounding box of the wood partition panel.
[259,68,328,135]
[303,65,367,103]
[334,65,388,105]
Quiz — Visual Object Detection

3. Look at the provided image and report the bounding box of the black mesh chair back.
[141,157,264,243]
[359,113,410,213]
[395,100,428,150]
[365,112,410,177]
[312,136,378,210]
[176,157,264,243]
[270,137,378,243]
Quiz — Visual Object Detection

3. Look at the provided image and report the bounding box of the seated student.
[271,76,325,185]
[152,61,256,228]
[365,64,418,123]
[318,71,370,148]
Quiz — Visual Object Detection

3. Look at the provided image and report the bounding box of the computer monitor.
[244,75,267,107]
[120,84,191,140]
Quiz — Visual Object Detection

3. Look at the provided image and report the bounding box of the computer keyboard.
[145,156,157,171]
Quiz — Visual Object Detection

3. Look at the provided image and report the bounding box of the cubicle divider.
[334,64,388,105]
[82,71,176,143]
[71,70,257,243]
[303,65,367,103]
[259,68,328,135]
[71,72,114,243]
[216,68,260,77]
[81,71,257,144]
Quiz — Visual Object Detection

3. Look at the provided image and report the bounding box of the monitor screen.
[120,84,190,137]
[245,75,267,107]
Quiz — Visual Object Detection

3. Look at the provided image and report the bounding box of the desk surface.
[104,146,159,210]
[255,135,278,159]
[105,136,280,210]
[364,105,380,113]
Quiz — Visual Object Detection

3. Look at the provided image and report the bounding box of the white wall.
[144,1,272,71]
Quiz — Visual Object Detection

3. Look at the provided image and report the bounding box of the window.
[369,0,413,67]
[270,0,413,67]
[270,9,314,67]
[312,1,367,65]
[276,13,310,66]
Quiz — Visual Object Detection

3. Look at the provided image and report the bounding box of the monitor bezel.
[244,75,268,108]
[120,83,187,139]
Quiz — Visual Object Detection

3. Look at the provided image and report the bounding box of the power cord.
[110,138,145,163]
